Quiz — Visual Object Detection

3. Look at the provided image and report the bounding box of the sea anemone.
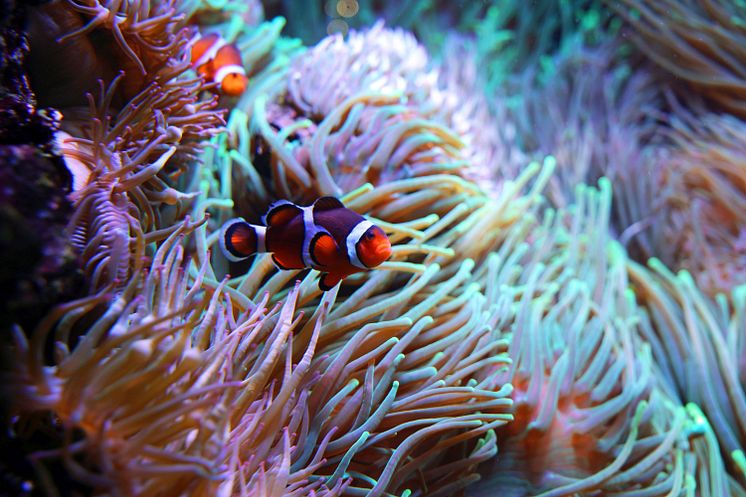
[286,21,433,119]
[195,163,555,495]
[8,220,348,496]
[9,2,746,496]
[265,0,615,89]
[654,108,746,295]
[241,23,478,216]
[470,179,685,495]
[609,0,746,118]
[469,175,746,496]
[27,0,191,108]
[628,257,746,491]
[245,23,535,211]
[8,199,533,495]
[42,0,225,290]
[430,34,523,194]
[613,102,746,296]
[192,24,562,490]
[282,23,524,197]
[506,40,663,208]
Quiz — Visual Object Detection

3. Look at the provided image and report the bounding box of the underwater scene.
[1,0,745,496]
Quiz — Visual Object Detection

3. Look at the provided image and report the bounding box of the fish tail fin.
[219,218,266,262]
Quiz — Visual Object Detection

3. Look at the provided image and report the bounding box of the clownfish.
[220,197,393,291]
[190,33,247,96]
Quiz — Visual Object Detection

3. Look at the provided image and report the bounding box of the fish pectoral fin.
[271,254,304,270]
[309,232,339,268]
[271,254,291,270]
[313,196,345,212]
[264,200,302,227]
[318,272,342,291]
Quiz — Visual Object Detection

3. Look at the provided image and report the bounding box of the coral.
[609,0,746,118]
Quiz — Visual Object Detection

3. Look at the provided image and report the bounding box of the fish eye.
[365,231,374,239]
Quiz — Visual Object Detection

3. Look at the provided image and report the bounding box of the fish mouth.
[376,243,392,260]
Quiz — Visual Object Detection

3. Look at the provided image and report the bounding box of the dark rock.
[0,144,84,332]
[0,0,84,333]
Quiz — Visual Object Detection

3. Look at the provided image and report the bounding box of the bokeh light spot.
[324,0,337,17]
[336,0,359,18]
[327,19,349,36]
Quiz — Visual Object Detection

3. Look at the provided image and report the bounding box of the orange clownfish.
[220,197,393,291]
[190,33,247,96]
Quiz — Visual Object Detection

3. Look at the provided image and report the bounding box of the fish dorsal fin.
[313,196,345,212]
[264,200,302,227]
[309,232,339,268]
[191,33,223,69]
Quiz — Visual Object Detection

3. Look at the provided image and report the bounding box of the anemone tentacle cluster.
[42,0,225,290]
[620,109,746,296]
[4,1,746,496]
[607,0,746,119]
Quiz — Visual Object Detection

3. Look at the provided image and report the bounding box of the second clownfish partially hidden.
[190,33,247,96]
[220,197,392,291]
